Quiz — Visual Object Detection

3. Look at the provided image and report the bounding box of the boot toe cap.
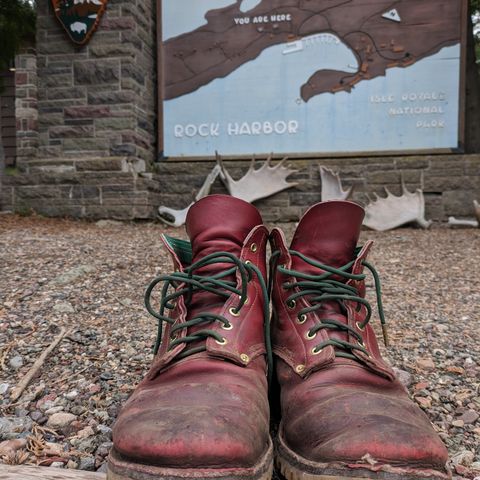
[283,389,448,471]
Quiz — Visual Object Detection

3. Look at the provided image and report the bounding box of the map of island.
[164,0,462,102]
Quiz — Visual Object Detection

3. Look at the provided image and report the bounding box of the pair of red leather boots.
[108,195,449,480]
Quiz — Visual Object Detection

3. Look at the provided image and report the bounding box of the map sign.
[160,0,465,158]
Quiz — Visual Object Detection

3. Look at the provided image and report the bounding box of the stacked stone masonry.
[34,0,156,169]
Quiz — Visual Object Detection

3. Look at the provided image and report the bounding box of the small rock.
[30,411,43,422]
[53,265,95,286]
[452,419,465,428]
[45,406,64,415]
[446,366,465,375]
[97,424,112,438]
[47,412,77,430]
[9,355,24,370]
[78,456,96,471]
[0,416,32,439]
[416,358,435,371]
[53,302,75,314]
[0,438,27,456]
[65,390,79,401]
[76,426,95,439]
[416,396,432,408]
[96,441,113,457]
[451,450,475,467]
[50,462,65,468]
[100,372,113,381]
[393,368,413,387]
[0,383,9,396]
[460,410,479,425]
[66,460,78,469]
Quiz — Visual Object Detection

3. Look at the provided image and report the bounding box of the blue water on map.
[163,0,235,40]
[240,0,262,12]
[163,31,461,157]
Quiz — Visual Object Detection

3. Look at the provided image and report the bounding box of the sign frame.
[156,0,468,162]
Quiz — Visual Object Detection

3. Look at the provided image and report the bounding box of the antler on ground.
[447,200,480,228]
[363,183,431,231]
[217,153,298,203]
[319,166,352,201]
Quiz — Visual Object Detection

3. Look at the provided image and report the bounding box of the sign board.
[159,0,467,159]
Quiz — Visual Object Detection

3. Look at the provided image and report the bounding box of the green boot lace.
[271,248,388,360]
[145,243,273,378]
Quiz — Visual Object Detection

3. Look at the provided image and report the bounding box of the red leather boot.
[270,201,450,480]
[108,195,273,480]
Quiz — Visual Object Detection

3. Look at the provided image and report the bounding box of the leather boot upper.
[112,195,271,469]
[270,201,449,473]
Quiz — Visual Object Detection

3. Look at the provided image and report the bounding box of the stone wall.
[153,154,480,223]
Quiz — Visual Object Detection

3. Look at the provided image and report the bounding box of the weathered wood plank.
[0,464,106,480]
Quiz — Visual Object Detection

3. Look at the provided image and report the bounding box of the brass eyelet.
[245,260,252,265]
[250,243,258,253]
[287,299,296,309]
[295,364,305,373]
[240,353,249,363]
[215,337,227,345]
[229,307,241,317]
[312,347,323,355]
[306,330,317,340]
[222,322,233,331]
[297,314,307,324]
[356,321,365,331]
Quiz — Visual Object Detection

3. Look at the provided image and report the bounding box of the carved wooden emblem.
[51,0,108,45]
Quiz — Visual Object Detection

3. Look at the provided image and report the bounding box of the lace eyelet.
[295,364,305,373]
[356,321,366,331]
[240,353,249,363]
[229,307,241,317]
[297,314,307,324]
[306,330,317,340]
[312,347,322,355]
[222,322,233,331]
[250,243,258,253]
[287,299,296,309]
[245,260,252,266]
[215,337,227,345]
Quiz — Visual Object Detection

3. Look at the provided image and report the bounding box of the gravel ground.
[0,214,479,478]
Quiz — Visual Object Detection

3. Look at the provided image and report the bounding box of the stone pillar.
[36,0,156,168]
[1,0,159,219]
[15,52,39,168]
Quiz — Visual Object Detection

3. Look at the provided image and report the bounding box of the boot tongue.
[184,195,262,324]
[290,201,365,273]
[290,201,365,347]
[186,194,262,265]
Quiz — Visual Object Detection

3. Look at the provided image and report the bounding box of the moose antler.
[158,164,221,227]
[447,200,480,228]
[217,153,298,203]
[363,183,431,231]
[319,166,353,201]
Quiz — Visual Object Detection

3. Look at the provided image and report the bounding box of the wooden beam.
[0,464,106,480]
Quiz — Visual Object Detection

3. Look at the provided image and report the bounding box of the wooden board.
[0,464,106,480]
